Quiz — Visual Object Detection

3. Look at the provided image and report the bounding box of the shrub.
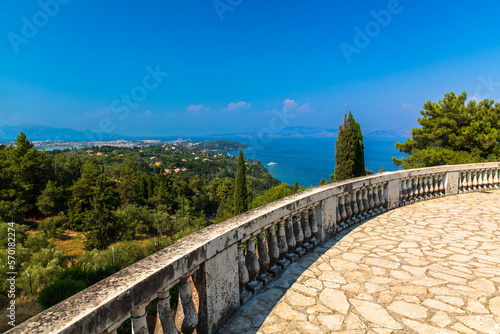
[37,278,86,309]
[56,263,120,287]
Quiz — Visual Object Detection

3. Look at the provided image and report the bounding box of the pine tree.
[334,109,366,181]
[83,175,121,250]
[394,92,500,168]
[292,181,299,194]
[234,149,248,215]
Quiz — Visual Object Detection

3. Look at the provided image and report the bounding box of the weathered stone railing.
[9,163,500,334]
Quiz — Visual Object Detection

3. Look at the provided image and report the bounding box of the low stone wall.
[7,163,500,334]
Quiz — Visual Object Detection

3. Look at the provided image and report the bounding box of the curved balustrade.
[8,162,500,334]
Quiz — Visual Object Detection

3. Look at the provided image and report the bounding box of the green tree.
[83,175,121,250]
[334,110,366,181]
[233,149,248,215]
[292,181,299,194]
[37,180,66,217]
[393,92,500,168]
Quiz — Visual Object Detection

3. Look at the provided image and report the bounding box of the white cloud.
[186,104,210,115]
[400,102,417,112]
[283,99,313,113]
[223,101,251,112]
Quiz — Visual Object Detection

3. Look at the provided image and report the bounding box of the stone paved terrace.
[219,191,500,334]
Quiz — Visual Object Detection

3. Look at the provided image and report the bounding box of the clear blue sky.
[1,0,499,137]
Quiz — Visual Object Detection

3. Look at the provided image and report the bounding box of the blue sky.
[1,0,499,137]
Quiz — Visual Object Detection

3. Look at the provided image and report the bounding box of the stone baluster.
[429,175,435,197]
[415,177,422,201]
[439,173,445,196]
[292,213,306,256]
[131,303,149,334]
[155,288,178,334]
[472,170,478,190]
[367,187,374,216]
[409,178,415,201]
[429,174,437,198]
[410,178,416,203]
[486,169,493,189]
[362,188,370,218]
[345,192,354,224]
[308,206,319,247]
[257,232,272,284]
[423,176,429,198]
[285,217,298,262]
[237,243,251,304]
[276,220,291,269]
[356,190,365,221]
[494,168,499,188]
[372,185,381,214]
[175,276,198,334]
[338,195,347,230]
[478,170,484,190]
[400,179,407,204]
[301,210,312,251]
[458,172,464,194]
[351,190,360,223]
[245,237,263,293]
[266,224,282,277]
[466,171,472,192]
[379,184,387,212]
[102,315,129,334]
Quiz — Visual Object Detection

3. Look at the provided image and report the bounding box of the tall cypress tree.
[334,110,366,181]
[234,149,248,215]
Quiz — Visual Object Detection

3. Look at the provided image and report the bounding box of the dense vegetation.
[394,92,500,168]
[0,133,305,329]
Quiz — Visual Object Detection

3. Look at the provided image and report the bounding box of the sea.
[225,137,407,187]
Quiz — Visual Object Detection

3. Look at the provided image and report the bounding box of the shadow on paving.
[217,220,368,334]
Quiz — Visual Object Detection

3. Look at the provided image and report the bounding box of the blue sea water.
[226,137,407,187]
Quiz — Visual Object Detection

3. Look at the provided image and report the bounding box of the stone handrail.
[8,162,500,334]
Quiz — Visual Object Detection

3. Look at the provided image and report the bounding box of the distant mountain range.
[0,124,411,142]
[0,125,126,141]
[219,126,411,139]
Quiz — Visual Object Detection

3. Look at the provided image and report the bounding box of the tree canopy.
[393,92,500,169]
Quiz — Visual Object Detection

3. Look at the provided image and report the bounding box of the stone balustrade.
[8,162,500,334]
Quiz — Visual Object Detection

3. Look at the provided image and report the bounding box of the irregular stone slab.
[366,257,401,269]
[403,318,459,334]
[272,302,307,321]
[387,300,427,319]
[390,285,427,295]
[431,310,452,328]
[286,290,316,307]
[350,298,403,329]
[467,297,489,314]
[489,296,500,317]
[457,315,500,334]
[317,314,344,331]
[469,278,496,294]
[319,288,350,314]
[422,299,466,314]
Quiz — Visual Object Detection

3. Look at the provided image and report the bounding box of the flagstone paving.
[218,191,500,333]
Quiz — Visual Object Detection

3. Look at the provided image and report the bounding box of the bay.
[226,137,407,187]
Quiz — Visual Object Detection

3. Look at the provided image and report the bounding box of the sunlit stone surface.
[219,191,500,333]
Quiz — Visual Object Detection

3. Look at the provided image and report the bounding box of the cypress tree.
[334,110,366,181]
[234,149,248,215]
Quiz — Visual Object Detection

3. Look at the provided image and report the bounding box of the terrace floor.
[219,191,500,334]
